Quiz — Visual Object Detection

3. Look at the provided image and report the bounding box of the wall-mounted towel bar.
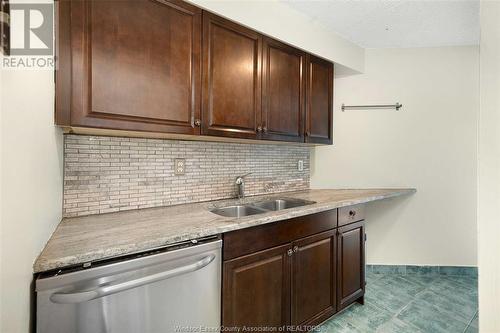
[341,103,403,111]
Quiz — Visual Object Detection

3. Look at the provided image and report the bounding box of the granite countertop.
[34,188,416,273]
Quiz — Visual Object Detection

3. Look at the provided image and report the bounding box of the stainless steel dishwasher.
[36,237,222,333]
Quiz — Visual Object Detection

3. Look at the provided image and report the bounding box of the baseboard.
[366,265,478,278]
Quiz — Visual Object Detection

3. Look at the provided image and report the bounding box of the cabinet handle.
[293,246,299,253]
[257,125,263,132]
[194,119,201,127]
[349,210,356,218]
[305,131,311,137]
[287,249,293,257]
[263,126,268,133]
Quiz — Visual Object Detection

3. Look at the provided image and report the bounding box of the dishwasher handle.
[50,254,216,304]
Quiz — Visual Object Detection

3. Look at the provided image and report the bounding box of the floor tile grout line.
[462,310,479,333]
[391,299,426,333]
[422,276,478,301]
[415,292,476,327]
[367,274,432,318]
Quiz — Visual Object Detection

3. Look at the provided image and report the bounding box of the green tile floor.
[315,271,478,333]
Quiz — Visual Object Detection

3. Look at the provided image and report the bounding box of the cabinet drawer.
[223,209,338,260]
[338,204,365,226]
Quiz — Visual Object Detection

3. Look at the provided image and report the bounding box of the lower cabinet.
[222,209,365,332]
[222,244,291,329]
[291,230,337,328]
[337,221,366,310]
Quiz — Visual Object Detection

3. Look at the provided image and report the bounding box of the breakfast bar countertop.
[34,188,416,273]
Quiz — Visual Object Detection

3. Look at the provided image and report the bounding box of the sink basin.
[210,198,316,217]
[210,205,267,218]
[252,198,316,211]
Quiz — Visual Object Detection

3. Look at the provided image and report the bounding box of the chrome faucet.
[235,173,252,199]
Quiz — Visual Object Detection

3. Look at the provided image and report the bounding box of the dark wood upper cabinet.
[337,221,365,310]
[57,0,201,134]
[305,55,334,144]
[222,244,291,330]
[201,12,262,139]
[261,37,305,142]
[291,230,337,328]
[56,1,334,144]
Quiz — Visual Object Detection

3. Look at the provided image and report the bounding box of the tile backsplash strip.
[63,135,311,217]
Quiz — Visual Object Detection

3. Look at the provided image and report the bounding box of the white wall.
[189,0,364,74]
[478,1,500,331]
[0,1,64,331]
[311,47,479,266]
[0,69,63,333]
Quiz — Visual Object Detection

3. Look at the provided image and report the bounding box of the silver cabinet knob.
[263,126,268,133]
[257,125,263,132]
[293,246,299,253]
[194,119,201,127]
[287,249,293,257]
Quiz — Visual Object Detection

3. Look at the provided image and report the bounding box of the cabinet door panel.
[337,221,365,310]
[223,244,291,329]
[291,230,336,327]
[305,55,333,144]
[69,0,201,134]
[262,38,305,142]
[202,12,262,139]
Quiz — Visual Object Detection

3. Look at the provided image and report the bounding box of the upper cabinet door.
[67,0,201,134]
[262,38,306,142]
[305,55,333,144]
[202,12,262,139]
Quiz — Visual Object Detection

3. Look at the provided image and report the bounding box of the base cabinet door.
[291,230,337,328]
[337,221,366,310]
[222,244,291,330]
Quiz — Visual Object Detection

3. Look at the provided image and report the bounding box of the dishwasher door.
[36,239,222,333]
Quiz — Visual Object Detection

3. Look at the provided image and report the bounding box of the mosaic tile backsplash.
[63,135,311,217]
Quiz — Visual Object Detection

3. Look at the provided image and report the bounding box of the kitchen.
[0,0,499,332]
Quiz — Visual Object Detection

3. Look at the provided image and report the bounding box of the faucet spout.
[235,173,252,199]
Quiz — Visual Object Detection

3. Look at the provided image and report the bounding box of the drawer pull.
[349,210,356,218]
[287,249,293,257]
[293,246,299,253]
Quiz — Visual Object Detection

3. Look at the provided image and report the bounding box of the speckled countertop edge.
[34,188,416,273]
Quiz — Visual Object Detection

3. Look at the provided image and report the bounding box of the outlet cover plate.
[174,158,185,175]
[298,160,304,171]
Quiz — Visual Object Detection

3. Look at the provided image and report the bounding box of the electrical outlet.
[298,160,304,171]
[174,158,185,175]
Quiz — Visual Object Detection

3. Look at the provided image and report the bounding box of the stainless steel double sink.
[210,198,316,218]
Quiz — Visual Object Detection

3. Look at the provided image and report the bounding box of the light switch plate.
[174,158,185,175]
[298,160,304,171]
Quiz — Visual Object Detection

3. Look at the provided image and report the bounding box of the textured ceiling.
[283,0,480,48]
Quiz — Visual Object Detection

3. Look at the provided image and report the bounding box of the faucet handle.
[235,172,252,185]
[239,172,252,179]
